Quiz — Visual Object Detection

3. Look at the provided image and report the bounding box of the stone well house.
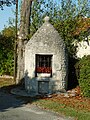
[24,17,68,94]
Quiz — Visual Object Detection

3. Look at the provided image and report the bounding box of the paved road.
[0,89,73,120]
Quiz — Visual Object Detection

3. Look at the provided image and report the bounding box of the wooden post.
[14,0,18,83]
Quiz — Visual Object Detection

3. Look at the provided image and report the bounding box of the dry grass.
[0,78,15,88]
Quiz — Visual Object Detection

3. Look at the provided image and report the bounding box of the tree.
[29,0,90,55]
[0,26,15,75]
[16,0,33,83]
[53,0,90,56]
[29,0,58,37]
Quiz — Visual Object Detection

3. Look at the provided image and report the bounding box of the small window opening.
[35,54,52,77]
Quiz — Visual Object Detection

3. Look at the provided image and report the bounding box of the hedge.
[75,55,90,97]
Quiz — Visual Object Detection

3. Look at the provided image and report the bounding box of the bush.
[0,26,14,76]
[0,51,14,76]
[75,55,90,97]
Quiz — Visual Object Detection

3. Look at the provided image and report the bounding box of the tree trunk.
[16,0,33,84]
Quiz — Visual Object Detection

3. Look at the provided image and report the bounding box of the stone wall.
[76,35,90,58]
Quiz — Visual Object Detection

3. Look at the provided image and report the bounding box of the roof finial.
[44,16,50,22]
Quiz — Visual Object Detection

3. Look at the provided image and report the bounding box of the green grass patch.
[33,99,90,120]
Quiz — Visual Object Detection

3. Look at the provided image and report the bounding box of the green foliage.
[52,0,90,56]
[75,55,90,97]
[29,0,58,38]
[30,0,44,38]
[0,26,15,75]
[53,19,77,56]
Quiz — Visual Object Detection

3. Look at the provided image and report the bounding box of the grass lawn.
[33,98,90,120]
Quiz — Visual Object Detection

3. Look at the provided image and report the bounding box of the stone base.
[25,77,67,95]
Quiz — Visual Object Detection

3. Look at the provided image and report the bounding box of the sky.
[0,5,16,31]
